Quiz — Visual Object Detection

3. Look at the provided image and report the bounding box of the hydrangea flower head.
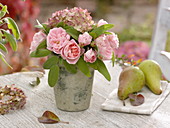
[48,7,94,32]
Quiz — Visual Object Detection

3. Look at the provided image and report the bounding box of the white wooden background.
[0,63,170,128]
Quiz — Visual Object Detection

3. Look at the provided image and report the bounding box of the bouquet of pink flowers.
[30,7,119,87]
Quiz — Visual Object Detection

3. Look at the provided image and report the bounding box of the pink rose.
[97,19,108,27]
[30,31,46,53]
[106,32,119,50]
[95,35,113,60]
[47,27,70,54]
[84,49,97,63]
[78,32,92,47]
[61,39,81,64]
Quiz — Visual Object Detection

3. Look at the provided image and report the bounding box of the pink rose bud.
[61,39,81,64]
[97,19,108,27]
[78,32,92,47]
[30,31,46,53]
[106,32,119,50]
[95,35,113,60]
[84,49,97,63]
[47,27,70,54]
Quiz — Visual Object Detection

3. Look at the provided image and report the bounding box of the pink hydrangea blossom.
[47,27,70,54]
[95,35,113,60]
[97,19,108,27]
[84,49,97,63]
[78,32,92,47]
[61,39,81,64]
[115,41,150,61]
[30,31,46,53]
[106,32,119,50]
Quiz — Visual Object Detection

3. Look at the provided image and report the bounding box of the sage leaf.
[4,17,20,39]
[63,60,77,74]
[30,49,51,57]
[0,4,8,18]
[0,52,12,69]
[43,56,59,69]
[2,30,17,51]
[0,29,3,41]
[77,57,91,77]
[96,59,111,81]
[129,94,145,106]
[38,111,69,124]
[0,43,7,53]
[48,65,59,87]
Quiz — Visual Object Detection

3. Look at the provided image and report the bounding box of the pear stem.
[123,100,126,106]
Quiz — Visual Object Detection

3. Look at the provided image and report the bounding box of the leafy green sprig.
[0,3,20,68]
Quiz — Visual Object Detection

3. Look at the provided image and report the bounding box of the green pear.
[118,66,145,100]
[139,60,162,95]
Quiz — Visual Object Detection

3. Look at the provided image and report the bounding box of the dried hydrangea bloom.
[48,7,94,32]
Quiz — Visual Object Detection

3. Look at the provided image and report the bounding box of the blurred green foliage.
[117,15,153,45]
[117,24,153,44]
[117,15,170,52]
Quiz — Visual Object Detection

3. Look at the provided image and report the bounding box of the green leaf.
[0,31,3,41]
[35,20,50,34]
[111,52,115,66]
[4,17,20,39]
[30,49,51,57]
[104,31,112,35]
[42,24,50,34]
[43,56,59,69]
[89,24,114,39]
[2,30,17,51]
[56,22,65,28]
[0,39,7,44]
[29,77,41,87]
[96,59,111,81]
[48,65,59,87]
[88,61,98,70]
[63,60,77,74]
[35,20,43,29]
[0,4,8,18]
[77,57,91,77]
[0,43,7,53]
[0,52,12,69]
[36,40,47,50]
[65,26,81,40]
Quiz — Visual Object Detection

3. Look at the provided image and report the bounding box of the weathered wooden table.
[0,63,170,128]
